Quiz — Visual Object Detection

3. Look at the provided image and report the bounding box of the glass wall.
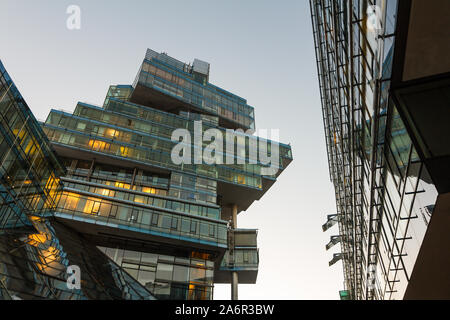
[42,122,265,189]
[0,60,64,228]
[220,249,259,269]
[57,191,228,247]
[99,247,215,300]
[72,101,292,166]
[138,58,255,131]
[0,60,154,300]
[59,158,220,219]
[103,85,133,107]
[309,0,438,299]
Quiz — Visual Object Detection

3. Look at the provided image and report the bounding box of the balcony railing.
[219,248,259,270]
[55,191,228,248]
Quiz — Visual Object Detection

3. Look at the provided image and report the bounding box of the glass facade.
[0,59,155,300]
[311,0,441,299]
[0,60,64,228]
[43,101,292,189]
[133,49,256,131]
[3,48,291,300]
[0,217,155,300]
[99,247,215,300]
[0,47,292,299]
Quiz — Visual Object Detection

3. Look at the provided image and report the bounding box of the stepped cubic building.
[311,0,450,299]
[0,49,292,300]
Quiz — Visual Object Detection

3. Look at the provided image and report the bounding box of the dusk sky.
[0,0,344,299]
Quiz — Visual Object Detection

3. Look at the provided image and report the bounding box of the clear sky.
[0,0,343,299]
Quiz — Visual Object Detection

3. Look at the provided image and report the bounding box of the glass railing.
[103,85,133,107]
[61,178,221,220]
[56,191,228,247]
[234,229,258,247]
[42,124,265,189]
[52,110,284,170]
[71,102,293,163]
[219,248,259,269]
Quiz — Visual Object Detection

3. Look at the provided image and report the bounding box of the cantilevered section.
[42,97,292,217]
[215,229,259,284]
[131,49,255,131]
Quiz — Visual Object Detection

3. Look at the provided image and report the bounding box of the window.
[156,263,173,281]
[172,265,189,282]
[199,223,209,237]
[171,217,178,230]
[190,221,197,234]
[141,253,157,265]
[162,216,171,229]
[151,213,159,226]
[189,267,206,283]
[110,205,118,218]
[181,219,190,233]
[76,122,86,130]
[130,209,139,222]
[138,270,155,287]
[91,201,101,214]
[209,225,215,237]
[99,203,111,217]
[207,207,218,218]
[122,250,141,264]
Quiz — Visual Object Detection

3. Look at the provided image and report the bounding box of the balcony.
[214,229,259,284]
[54,190,228,255]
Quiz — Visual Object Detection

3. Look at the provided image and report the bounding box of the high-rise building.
[311,0,450,299]
[0,59,155,300]
[0,49,292,300]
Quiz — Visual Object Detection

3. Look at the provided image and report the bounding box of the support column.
[231,203,237,229]
[231,272,238,300]
[231,204,238,300]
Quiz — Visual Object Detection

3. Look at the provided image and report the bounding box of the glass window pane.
[173,265,189,282]
[156,263,173,281]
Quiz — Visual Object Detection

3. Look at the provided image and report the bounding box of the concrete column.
[231,204,238,300]
[231,204,238,229]
[231,271,238,300]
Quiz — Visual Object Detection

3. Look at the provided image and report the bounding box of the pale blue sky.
[0,0,343,299]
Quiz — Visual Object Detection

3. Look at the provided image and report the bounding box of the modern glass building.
[311,0,450,299]
[0,49,292,300]
[0,60,154,300]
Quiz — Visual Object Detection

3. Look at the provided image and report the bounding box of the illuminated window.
[64,192,79,211]
[89,139,110,151]
[27,233,48,246]
[237,175,245,185]
[106,128,120,138]
[83,199,101,215]
[115,181,130,189]
[120,146,129,156]
[142,187,156,194]
[134,195,145,204]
